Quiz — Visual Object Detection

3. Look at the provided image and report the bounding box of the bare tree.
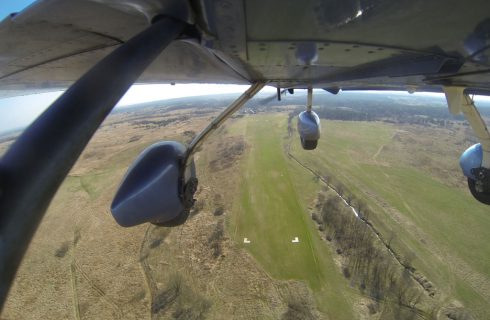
[345,193,353,205]
[356,199,367,215]
[387,230,396,248]
[403,251,417,270]
[317,193,325,203]
[323,175,330,186]
[336,183,345,196]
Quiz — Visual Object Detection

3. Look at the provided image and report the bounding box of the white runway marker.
[292,237,299,243]
[243,238,251,244]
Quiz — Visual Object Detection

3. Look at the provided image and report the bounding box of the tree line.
[312,192,430,318]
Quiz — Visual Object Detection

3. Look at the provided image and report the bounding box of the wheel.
[467,178,490,205]
[152,176,198,227]
[152,209,190,227]
[300,138,318,150]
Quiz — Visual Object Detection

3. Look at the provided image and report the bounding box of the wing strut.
[0,15,187,309]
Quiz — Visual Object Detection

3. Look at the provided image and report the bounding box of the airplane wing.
[3,0,490,310]
[1,0,490,96]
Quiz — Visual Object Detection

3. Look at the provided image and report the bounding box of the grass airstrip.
[228,114,357,319]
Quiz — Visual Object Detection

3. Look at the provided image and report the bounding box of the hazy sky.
[3,83,490,134]
[0,84,277,133]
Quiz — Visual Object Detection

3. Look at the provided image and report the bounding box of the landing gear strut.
[111,82,265,227]
[297,86,321,150]
[444,87,490,205]
[468,167,490,204]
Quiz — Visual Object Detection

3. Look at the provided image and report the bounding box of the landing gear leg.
[110,82,265,228]
[184,82,266,164]
[444,87,490,204]
[297,86,321,150]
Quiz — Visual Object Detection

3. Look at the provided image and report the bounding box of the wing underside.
[1,0,490,96]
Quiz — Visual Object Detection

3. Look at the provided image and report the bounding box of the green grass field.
[229,114,357,319]
[290,119,490,318]
[9,109,489,319]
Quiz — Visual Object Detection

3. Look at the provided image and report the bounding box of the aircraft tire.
[152,209,190,227]
[467,178,490,205]
[301,138,318,150]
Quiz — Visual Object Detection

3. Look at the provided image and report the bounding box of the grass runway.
[230,114,356,319]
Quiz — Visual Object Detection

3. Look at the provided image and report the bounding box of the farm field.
[3,106,361,319]
[2,94,490,319]
[290,119,490,318]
